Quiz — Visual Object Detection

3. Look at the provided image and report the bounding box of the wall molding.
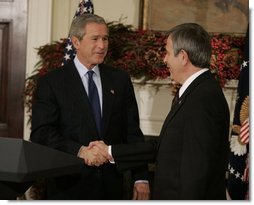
[24,0,52,140]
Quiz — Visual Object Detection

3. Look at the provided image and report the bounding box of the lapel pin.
[110,89,115,94]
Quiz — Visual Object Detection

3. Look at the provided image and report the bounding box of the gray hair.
[167,23,211,68]
[69,13,108,40]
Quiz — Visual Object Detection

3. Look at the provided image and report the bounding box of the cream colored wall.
[51,0,79,41]
[93,0,140,27]
[24,0,52,140]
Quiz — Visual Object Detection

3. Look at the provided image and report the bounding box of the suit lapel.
[157,71,212,148]
[99,65,115,137]
[158,95,186,147]
[64,62,96,131]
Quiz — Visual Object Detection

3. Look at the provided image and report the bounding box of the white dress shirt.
[179,68,209,98]
[74,56,103,115]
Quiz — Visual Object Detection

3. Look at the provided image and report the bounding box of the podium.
[0,137,84,199]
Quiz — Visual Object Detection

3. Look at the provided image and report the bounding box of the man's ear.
[180,49,189,65]
[71,36,80,49]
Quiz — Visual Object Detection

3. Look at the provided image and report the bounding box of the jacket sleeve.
[30,75,82,155]
[121,73,149,179]
[112,140,157,172]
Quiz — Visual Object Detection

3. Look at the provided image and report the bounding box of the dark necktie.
[171,90,180,109]
[87,71,101,135]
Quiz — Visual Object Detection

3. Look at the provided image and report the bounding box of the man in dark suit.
[90,23,230,200]
[30,13,150,200]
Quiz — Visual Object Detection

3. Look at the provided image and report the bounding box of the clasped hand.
[78,141,112,166]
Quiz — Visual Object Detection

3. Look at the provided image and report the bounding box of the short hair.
[167,23,211,68]
[69,13,108,40]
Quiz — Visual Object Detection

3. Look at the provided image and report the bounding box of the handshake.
[78,141,113,166]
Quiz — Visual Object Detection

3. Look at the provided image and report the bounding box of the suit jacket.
[30,61,148,199]
[112,71,230,200]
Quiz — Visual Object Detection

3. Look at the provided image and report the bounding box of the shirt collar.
[74,56,100,78]
[179,68,209,97]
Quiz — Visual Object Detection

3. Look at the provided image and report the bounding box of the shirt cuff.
[108,145,115,164]
[135,180,149,184]
[109,146,148,184]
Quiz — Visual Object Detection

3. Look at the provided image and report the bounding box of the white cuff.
[108,145,115,164]
[135,180,149,184]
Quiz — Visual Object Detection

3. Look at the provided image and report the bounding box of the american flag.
[227,25,249,200]
[62,0,94,65]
